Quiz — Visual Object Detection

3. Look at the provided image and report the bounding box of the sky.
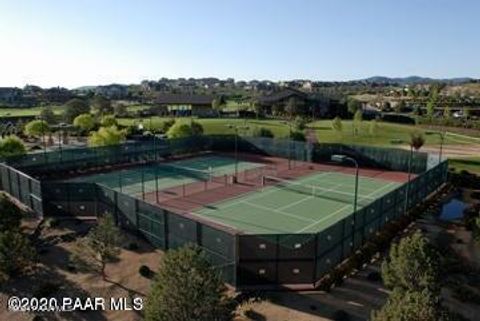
[0,0,478,88]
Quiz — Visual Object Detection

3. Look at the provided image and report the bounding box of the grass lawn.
[0,105,65,117]
[449,157,480,174]
[117,117,292,137]
[310,120,475,146]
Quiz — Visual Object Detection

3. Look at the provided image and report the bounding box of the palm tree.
[405,132,425,214]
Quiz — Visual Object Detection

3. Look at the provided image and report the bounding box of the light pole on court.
[227,124,249,182]
[331,154,359,251]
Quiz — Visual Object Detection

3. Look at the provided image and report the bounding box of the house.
[0,87,23,105]
[155,94,215,117]
[258,88,310,114]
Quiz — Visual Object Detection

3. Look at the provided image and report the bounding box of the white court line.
[276,183,344,212]
[200,171,335,213]
[295,181,396,233]
[242,200,316,223]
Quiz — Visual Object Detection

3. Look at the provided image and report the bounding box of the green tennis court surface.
[69,155,262,195]
[194,172,401,234]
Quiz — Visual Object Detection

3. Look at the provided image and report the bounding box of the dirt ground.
[400,143,480,159]
[0,218,162,321]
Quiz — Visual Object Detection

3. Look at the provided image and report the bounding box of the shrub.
[145,245,233,321]
[294,116,307,130]
[73,113,95,133]
[88,126,126,147]
[290,130,305,141]
[166,122,193,139]
[160,119,175,133]
[24,120,50,137]
[127,242,139,250]
[332,310,350,321]
[381,231,441,293]
[252,127,274,138]
[33,282,61,297]
[100,115,117,127]
[0,135,26,158]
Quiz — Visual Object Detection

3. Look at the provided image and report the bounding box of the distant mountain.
[359,76,474,85]
[73,85,97,91]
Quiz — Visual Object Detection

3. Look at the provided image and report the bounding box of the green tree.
[0,230,35,281]
[426,86,439,119]
[331,116,343,132]
[39,106,57,124]
[371,288,448,321]
[443,106,452,119]
[353,110,363,136]
[285,97,302,119]
[290,130,305,141]
[0,136,26,158]
[73,114,95,133]
[250,99,262,119]
[395,100,406,113]
[369,119,379,136]
[90,95,113,116]
[64,98,90,123]
[100,115,118,127]
[88,126,126,147]
[272,103,284,117]
[252,127,274,138]
[0,195,22,232]
[347,98,362,115]
[70,214,122,280]
[190,121,204,136]
[294,116,307,130]
[166,122,193,139]
[145,245,233,321]
[160,119,176,133]
[473,217,480,246]
[24,120,50,137]
[211,98,224,116]
[113,103,128,117]
[381,231,441,293]
[410,132,425,151]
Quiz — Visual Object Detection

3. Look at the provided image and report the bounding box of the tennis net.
[262,175,376,206]
[159,163,214,181]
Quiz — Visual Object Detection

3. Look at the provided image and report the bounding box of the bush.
[88,126,126,147]
[294,116,307,130]
[127,242,139,250]
[33,282,61,297]
[166,122,192,139]
[332,309,350,321]
[0,194,23,232]
[366,271,382,282]
[160,119,175,133]
[290,131,305,141]
[139,265,153,278]
[100,115,117,127]
[24,120,50,137]
[73,113,95,133]
[252,127,274,138]
[145,245,233,321]
[0,135,26,158]
[190,121,204,136]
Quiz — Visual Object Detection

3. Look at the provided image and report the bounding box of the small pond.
[438,197,468,221]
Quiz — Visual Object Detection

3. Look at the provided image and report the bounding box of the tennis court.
[68,155,264,196]
[194,171,401,234]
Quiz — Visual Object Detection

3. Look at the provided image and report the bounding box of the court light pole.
[227,124,249,182]
[282,121,294,170]
[437,130,446,163]
[331,154,359,252]
[331,154,359,213]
